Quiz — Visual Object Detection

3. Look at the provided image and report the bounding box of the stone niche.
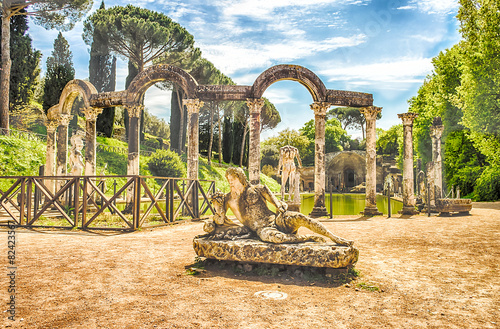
[193,237,359,269]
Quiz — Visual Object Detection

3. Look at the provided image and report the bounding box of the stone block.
[193,237,359,268]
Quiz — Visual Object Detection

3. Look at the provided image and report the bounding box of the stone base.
[286,201,301,212]
[309,206,329,218]
[436,199,472,215]
[361,206,382,217]
[398,206,419,216]
[193,237,359,268]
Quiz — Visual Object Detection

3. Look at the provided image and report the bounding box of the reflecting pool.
[298,193,402,216]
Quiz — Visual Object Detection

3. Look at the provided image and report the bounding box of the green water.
[114,193,402,217]
[298,193,402,216]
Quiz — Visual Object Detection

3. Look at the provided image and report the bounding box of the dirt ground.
[1,202,499,329]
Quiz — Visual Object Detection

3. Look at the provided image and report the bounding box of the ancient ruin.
[45,64,376,219]
[359,106,383,216]
[194,167,358,268]
[398,112,418,215]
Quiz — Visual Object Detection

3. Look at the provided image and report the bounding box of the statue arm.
[260,185,287,213]
[295,150,302,168]
[277,156,283,175]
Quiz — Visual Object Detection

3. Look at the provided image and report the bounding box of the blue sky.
[28,0,461,139]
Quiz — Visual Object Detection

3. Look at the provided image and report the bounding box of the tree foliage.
[1,0,91,131]
[83,5,197,72]
[89,1,116,138]
[42,32,74,111]
[0,11,41,112]
[147,149,185,178]
[376,125,402,158]
[408,0,500,200]
[299,118,348,165]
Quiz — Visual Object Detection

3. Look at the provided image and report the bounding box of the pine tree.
[0,11,41,111]
[89,1,117,138]
[42,32,74,111]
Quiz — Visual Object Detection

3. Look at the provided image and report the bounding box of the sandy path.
[0,202,499,328]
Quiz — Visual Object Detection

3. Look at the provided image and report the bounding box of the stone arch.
[326,151,366,190]
[251,64,328,102]
[125,64,198,105]
[58,79,98,114]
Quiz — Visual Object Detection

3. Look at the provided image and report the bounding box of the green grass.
[1,133,280,196]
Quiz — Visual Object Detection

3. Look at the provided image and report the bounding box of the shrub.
[474,166,500,201]
[147,149,186,178]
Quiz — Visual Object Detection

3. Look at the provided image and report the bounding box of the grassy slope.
[0,134,281,194]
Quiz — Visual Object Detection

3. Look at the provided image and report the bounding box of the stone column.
[398,112,418,215]
[360,106,383,216]
[82,107,103,176]
[45,119,60,194]
[125,105,144,176]
[56,114,73,177]
[309,102,330,218]
[246,98,264,185]
[184,99,204,180]
[430,118,444,199]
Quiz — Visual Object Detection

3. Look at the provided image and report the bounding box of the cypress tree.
[0,12,41,112]
[89,1,117,138]
[42,32,74,111]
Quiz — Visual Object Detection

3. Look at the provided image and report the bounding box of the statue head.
[226,167,249,187]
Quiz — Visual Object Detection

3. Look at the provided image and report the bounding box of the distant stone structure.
[398,112,418,215]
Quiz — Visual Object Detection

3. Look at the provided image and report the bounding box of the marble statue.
[69,131,84,176]
[204,167,352,246]
[277,145,302,200]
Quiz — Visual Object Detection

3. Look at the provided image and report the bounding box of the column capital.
[246,98,265,114]
[183,99,204,114]
[45,119,60,133]
[397,112,418,126]
[82,107,103,121]
[360,106,382,120]
[310,102,330,116]
[126,104,145,118]
[58,114,73,127]
[430,124,444,139]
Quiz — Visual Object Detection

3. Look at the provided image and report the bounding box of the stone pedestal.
[398,112,418,215]
[247,99,264,185]
[360,106,382,216]
[193,237,359,268]
[309,102,330,218]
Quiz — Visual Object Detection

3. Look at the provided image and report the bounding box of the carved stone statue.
[277,145,302,200]
[203,167,352,246]
[69,131,84,176]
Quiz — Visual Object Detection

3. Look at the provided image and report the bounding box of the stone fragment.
[193,237,359,269]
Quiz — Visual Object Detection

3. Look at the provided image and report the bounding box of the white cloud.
[262,89,297,104]
[319,57,434,85]
[200,34,366,75]
[398,0,458,15]
[219,0,370,19]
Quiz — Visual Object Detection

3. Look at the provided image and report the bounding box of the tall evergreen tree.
[1,0,92,133]
[0,11,41,112]
[89,1,116,137]
[42,32,74,111]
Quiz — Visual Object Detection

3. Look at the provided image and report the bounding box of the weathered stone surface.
[360,106,383,216]
[398,113,418,215]
[436,199,472,214]
[193,237,359,268]
[310,102,330,218]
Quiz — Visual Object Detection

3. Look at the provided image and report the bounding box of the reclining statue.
[204,167,353,246]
